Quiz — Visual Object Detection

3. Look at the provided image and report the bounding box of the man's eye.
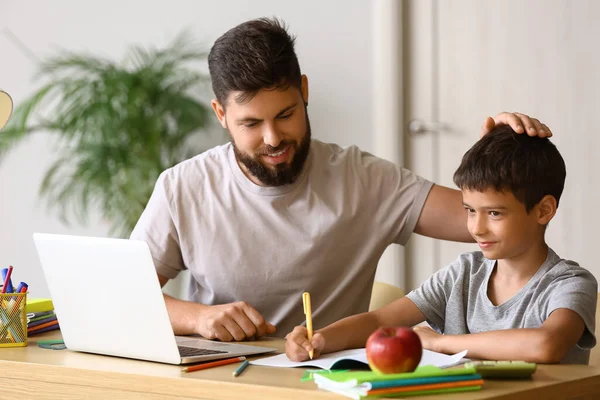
[278,113,292,119]
[465,208,475,214]
[490,211,501,217]
[244,122,258,128]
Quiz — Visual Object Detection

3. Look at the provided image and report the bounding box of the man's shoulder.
[310,139,357,159]
[310,139,395,170]
[161,143,231,185]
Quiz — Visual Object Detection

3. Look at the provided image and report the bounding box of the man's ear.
[536,195,558,225]
[211,99,227,128]
[301,74,309,105]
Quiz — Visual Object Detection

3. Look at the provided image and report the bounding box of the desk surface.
[1,332,600,399]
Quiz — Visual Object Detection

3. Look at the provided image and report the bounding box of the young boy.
[286,126,597,364]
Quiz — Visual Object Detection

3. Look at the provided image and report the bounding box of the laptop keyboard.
[178,345,229,357]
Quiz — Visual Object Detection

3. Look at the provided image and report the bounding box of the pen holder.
[0,292,28,347]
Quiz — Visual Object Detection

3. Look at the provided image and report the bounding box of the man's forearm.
[163,293,206,335]
[437,329,562,363]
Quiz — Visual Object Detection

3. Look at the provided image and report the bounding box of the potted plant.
[0,33,217,236]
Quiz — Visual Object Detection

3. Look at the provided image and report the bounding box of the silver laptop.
[32,233,277,364]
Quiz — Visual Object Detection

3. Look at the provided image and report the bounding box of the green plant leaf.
[2,32,219,237]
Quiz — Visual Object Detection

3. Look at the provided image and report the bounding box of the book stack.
[313,365,484,399]
[26,298,59,336]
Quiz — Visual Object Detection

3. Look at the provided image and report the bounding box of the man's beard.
[231,114,312,187]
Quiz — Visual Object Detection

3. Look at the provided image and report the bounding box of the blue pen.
[1,268,14,293]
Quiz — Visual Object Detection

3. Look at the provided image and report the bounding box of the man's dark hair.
[208,17,302,107]
[453,125,566,212]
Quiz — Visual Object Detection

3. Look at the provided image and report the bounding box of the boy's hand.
[413,325,443,353]
[285,326,326,361]
[480,112,552,138]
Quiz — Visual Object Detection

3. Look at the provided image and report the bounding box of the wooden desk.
[1,332,600,399]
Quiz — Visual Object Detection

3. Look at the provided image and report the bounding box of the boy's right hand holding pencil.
[285,326,326,361]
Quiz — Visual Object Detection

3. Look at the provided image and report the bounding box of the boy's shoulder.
[542,249,597,287]
[449,251,490,271]
[439,251,492,279]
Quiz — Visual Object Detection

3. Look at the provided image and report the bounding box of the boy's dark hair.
[208,17,302,107]
[453,125,566,212]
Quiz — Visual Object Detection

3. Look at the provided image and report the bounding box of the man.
[130,18,552,342]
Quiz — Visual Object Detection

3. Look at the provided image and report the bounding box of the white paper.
[250,348,467,370]
[251,348,367,369]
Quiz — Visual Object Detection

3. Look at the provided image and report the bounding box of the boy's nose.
[472,215,488,236]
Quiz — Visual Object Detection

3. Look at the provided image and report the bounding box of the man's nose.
[262,123,283,148]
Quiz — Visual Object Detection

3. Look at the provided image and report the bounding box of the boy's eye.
[278,113,292,119]
[464,207,475,214]
[489,211,501,217]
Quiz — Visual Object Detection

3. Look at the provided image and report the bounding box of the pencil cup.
[0,292,28,347]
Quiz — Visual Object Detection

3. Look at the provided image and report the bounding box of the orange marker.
[181,356,246,373]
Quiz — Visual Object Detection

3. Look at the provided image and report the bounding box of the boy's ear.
[536,195,558,225]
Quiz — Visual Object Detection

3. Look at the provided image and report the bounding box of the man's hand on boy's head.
[413,325,443,353]
[480,112,552,138]
[285,326,326,361]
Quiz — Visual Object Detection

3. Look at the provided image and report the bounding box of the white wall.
[0,0,379,297]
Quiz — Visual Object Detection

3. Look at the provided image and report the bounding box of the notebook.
[312,365,483,399]
[26,298,54,313]
[250,348,468,370]
[32,233,277,365]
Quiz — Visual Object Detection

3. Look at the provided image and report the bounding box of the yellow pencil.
[302,292,313,359]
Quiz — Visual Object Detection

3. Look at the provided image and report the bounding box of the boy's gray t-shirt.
[407,249,597,364]
[131,139,433,336]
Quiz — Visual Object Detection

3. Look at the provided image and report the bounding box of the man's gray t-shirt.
[407,248,597,364]
[131,139,433,336]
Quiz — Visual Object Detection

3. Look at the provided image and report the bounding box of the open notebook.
[251,348,468,370]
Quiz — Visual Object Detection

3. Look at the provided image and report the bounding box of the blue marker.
[1,268,13,293]
[15,282,28,294]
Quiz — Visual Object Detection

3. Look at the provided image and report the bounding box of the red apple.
[366,327,422,374]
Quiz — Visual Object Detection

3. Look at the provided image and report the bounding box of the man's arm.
[158,274,276,341]
[415,308,585,363]
[414,185,472,242]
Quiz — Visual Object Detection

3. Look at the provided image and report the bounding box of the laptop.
[32,233,277,364]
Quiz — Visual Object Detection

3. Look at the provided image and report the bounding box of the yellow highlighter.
[302,292,314,359]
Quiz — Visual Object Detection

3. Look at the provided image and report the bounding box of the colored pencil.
[181,356,246,373]
[233,359,250,377]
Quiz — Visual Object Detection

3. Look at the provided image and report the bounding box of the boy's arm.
[418,308,585,363]
[318,297,427,353]
[286,297,426,361]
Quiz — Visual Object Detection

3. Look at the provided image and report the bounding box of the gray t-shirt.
[407,248,597,364]
[131,139,433,336]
